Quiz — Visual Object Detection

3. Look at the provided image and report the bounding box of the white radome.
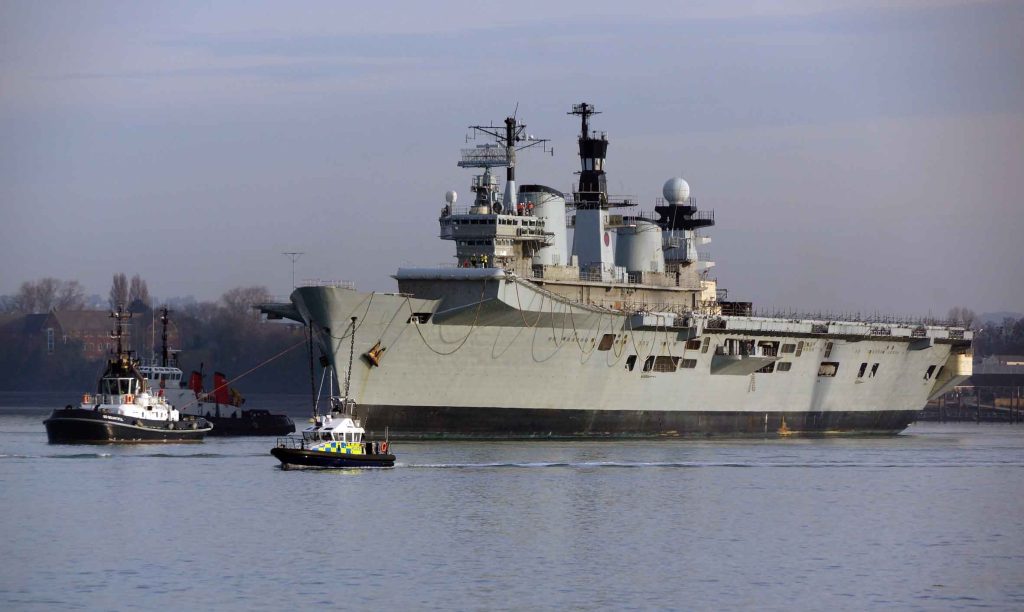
[662,177,690,205]
[445,190,458,205]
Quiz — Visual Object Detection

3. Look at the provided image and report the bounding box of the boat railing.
[276,436,306,450]
[299,279,356,290]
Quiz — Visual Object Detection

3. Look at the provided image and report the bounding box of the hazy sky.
[1,0,1022,315]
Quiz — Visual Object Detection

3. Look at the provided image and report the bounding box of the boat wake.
[402,460,1024,469]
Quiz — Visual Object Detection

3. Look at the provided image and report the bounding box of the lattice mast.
[458,113,551,212]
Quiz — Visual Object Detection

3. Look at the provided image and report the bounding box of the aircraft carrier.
[261,103,973,439]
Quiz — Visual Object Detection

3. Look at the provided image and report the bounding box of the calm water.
[1,393,1023,611]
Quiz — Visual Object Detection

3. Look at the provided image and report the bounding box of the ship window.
[777,361,792,372]
[757,362,775,374]
[857,362,867,378]
[700,337,711,354]
[653,356,680,373]
[407,313,432,324]
[795,341,804,357]
[685,339,701,350]
[680,358,697,369]
[642,356,656,372]
[626,355,637,371]
[870,363,879,377]
[818,362,839,377]
[758,341,779,357]
[598,334,616,351]
[824,342,834,358]
[924,365,936,380]
[781,343,796,354]
[935,365,944,379]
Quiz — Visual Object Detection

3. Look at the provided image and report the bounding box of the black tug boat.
[271,317,394,468]
[138,307,295,436]
[44,306,212,444]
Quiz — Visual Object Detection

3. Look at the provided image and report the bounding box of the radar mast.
[458,115,551,212]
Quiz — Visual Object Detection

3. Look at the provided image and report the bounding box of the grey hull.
[265,279,971,440]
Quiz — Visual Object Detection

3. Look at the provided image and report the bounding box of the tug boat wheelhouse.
[43,307,213,444]
[137,307,295,436]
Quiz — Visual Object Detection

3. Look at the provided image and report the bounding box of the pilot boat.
[44,307,212,443]
[270,398,394,468]
[271,316,394,468]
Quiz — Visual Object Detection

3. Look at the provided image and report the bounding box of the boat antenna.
[343,316,356,401]
[160,307,171,368]
[109,304,132,359]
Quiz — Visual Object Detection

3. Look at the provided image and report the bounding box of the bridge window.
[757,362,776,374]
[924,365,936,380]
[776,361,792,372]
[597,334,616,351]
[857,362,867,378]
[642,356,655,372]
[870,363,879,377]
[686,339,701,350]
[824,342,834,358]
[795,341,804,357]
[625,355,637,371]
[781,343,796,354]
[700,337,711,354]
[680,358,697,369]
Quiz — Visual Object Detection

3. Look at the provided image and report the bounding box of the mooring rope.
[173,336,309,412]
[408,279,488,356]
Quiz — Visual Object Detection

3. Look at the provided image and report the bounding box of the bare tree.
[34,278,59,311]
[109,273,128,309]
[13,281,40,313]
[55,280,85,310]
[220,286,272,320]
[947,307,977,329]
[11,278,85,313]
[128,275,150,308]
